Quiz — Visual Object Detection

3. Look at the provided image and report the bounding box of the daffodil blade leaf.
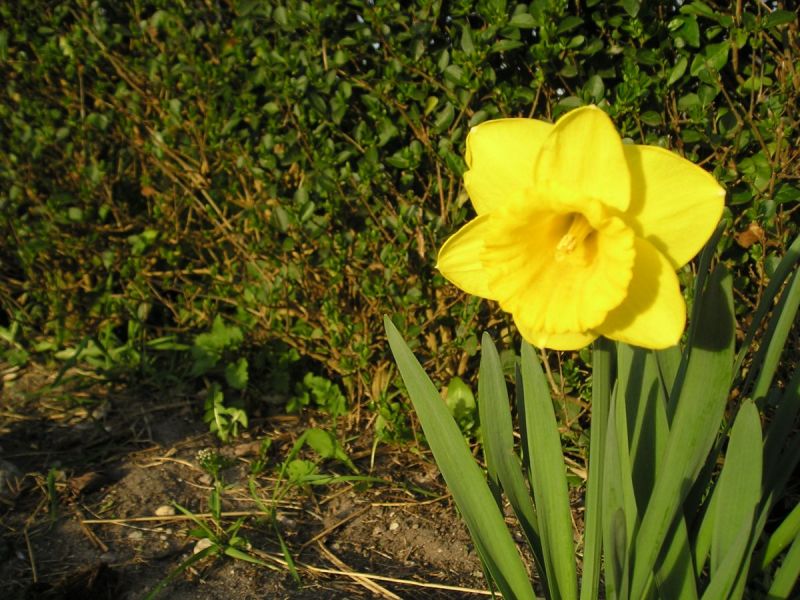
[580,338,614,600]
[478,334,547,581]
[617,345,697,599]
[384,317,537,600]
[761,501,800,571]
[763,364,800,500]
[655,516,698,599]
[699,518,754,600]
[618,345,668,509]
[748,267,800,403]
[766,531,800,600]
[519,342,578,600]
[630,264,735,599]
[600,385,635,598]
[710,400,762,586]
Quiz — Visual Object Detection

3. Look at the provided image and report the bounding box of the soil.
[0,365,525,600]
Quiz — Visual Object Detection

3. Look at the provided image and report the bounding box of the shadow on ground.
[0,365,502,599]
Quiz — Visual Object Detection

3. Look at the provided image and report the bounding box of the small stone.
[193,538,214,554]
[388,521,399,532]
[92,402,111,420]
[154,505,176,517]
[198,474,213,486]
[128,530,144,541]
[233,441,261,457]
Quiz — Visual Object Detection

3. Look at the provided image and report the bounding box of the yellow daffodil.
[436,106,725,350]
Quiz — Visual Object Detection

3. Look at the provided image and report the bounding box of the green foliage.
[287,372,347,417]
[445,375,478,435]
[191,316,244,377]
[0,1,797,426]
[203,382,248,442]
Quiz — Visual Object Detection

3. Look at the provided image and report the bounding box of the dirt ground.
[0,365,530,600]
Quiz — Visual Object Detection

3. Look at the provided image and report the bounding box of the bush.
[1,1,797,418]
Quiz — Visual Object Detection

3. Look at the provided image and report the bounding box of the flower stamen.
[555,213,594,261]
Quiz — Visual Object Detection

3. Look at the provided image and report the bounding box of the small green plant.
[196,447,235,481]
[144,447,274,600]
[287,373,347,419]
[190,317,251,440]
[203,383,248,443]
[0,322,29,368]
[444,376,478,436]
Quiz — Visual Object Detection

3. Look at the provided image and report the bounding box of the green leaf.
[748,269,800,403]
[519,342,578,600]
[620,347,667,516]
[767,531,800,599]
[584,75,605,101]
[385,318,537,600]
[491,39,524,53]
[710,400,762,591]
[764,10,797,29]
[774,184,800,205]
[445,375,476,431]
[580,338,613,600]
[706,41,730,73]
[192,316,244,375]
[620,0,642,18]
[762,501,800,570]
[224,357,249,390]
[678,17,701,47]
[460,25,475,55]
[763,365,800,493]
[667,56,689,85]
[286,459,318,483]
[630,265,735,599]
[304,428,357,473]
[640,111,662,127]
[677,93,700,112]
[680,1,717,20]
[601,382,636,599]
[273,6,288,26]
[478,335,547,583]
[433,102,455,133]
[557,16,584,34]
[508,13,537,28]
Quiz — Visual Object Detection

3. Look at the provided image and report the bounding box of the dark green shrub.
[1,1,797,427]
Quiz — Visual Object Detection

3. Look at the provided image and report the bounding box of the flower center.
[555,213,595,262]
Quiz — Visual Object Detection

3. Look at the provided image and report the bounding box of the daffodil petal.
[623,144,725,268]
[464,118,553,214]
[597,237,685,349]
[436,214,496,298]
[515,324,598,351]
[534,105,631,213]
